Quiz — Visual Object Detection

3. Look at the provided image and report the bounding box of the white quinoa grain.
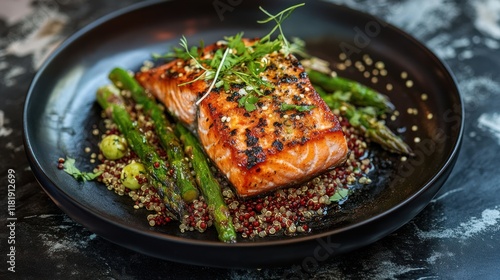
[375,61,385,69]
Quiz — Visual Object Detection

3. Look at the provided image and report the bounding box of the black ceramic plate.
[24,0,463,268]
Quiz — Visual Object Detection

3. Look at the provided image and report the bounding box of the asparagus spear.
[307,69,395,114]
[175,124,237,243]
[316,87,413,155]
[108,67,199,203]
[96,84,186,219]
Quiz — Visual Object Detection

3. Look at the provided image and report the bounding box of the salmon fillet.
[136,42,348,197]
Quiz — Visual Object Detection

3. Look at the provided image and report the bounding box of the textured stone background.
[1,0,499,279]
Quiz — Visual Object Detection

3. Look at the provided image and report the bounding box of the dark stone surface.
[1,0,499,279]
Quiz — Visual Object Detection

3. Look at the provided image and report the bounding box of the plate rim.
[22,0,465,262]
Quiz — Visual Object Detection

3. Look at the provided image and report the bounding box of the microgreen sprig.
[258,3,305,55]
[196,47,230,105]
[164,3,306,111]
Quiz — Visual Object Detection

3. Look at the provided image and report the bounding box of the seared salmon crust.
[136,42,348,197]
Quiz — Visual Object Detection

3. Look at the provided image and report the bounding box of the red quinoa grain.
[89,87,374,240]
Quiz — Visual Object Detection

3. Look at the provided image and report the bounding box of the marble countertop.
[1,0,499,278]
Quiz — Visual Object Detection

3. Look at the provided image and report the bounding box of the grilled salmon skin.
[136,42,348,197]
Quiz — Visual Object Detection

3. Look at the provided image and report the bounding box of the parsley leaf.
[239,94,259,112]
[63,157,102,182]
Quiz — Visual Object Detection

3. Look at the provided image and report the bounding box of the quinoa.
[219,116,373,238]
[90,88,373,240]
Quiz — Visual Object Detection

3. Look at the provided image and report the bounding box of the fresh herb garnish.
[329,188,349,203]
[257,3,306,56]
[280,103,316,112]
[239,94,260,112]
[163,3,306,111]
[63,157,102,181]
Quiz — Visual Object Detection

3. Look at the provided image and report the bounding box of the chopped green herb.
[63,157,102,182]
[329,188,349,203]
[280,103,316,112]
[238,94,260,112]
